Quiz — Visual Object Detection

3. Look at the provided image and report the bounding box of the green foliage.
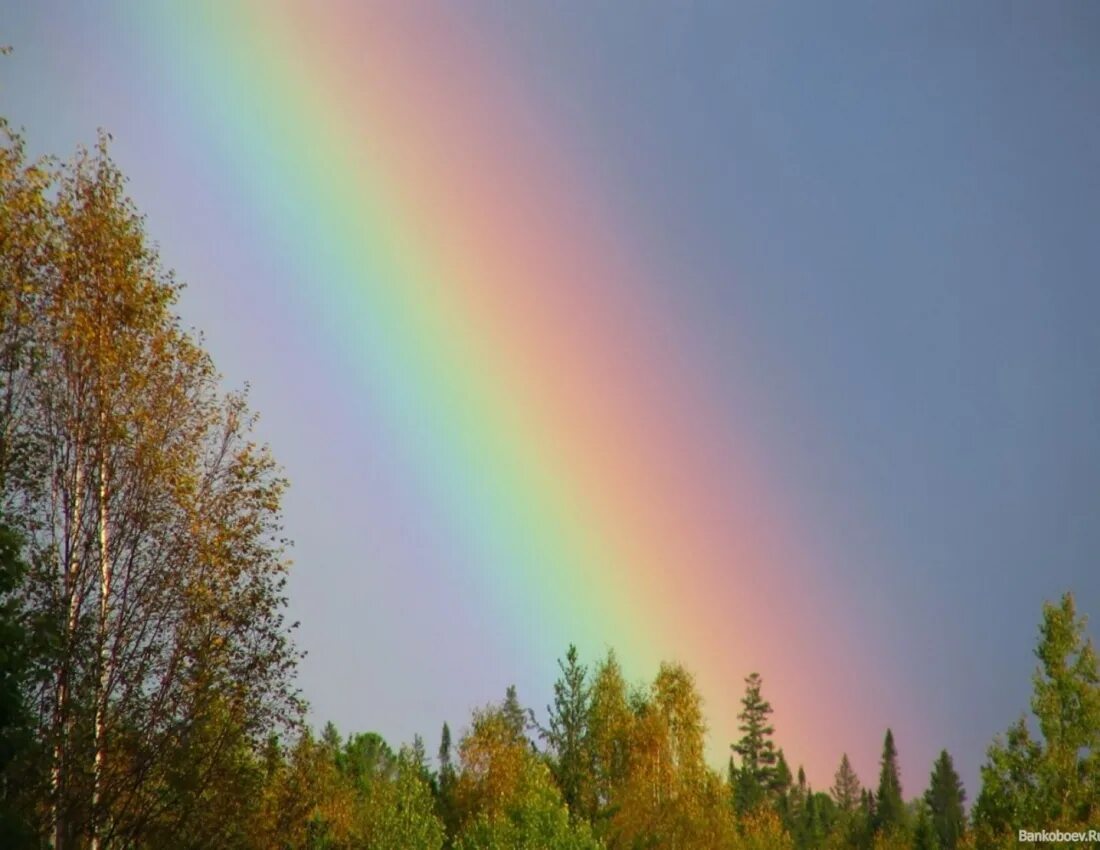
[731,672,778,816]
[924,750,965,850]
[913,803,938,850]
[360,748,445,850]
[586,650,633,823]
[341,731,398,789]
[873,729,906,835]
[831,753,862,814]
[774,751,793,792]
[454,758,599,850]
[973,593,1100,842]
[437,722,459,843]
[502,685,532,746]
[0,524,39,848]
[541,644,591,821]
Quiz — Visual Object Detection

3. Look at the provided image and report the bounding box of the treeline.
[1,123,1098,850]
[247,609,1096,850]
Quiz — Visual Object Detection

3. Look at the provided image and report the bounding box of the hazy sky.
[2,1,1098,796]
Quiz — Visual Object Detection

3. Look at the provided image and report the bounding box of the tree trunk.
[91,443,110,850]
[54,445,85,850]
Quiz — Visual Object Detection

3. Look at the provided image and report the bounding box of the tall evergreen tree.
[541,644,590,820]
[773,750,793,798]
[773,750,793,823]
[912,803,938,850]
[874,729,905,834]
[439,723,454,782]
[436,723,458,844]
[831,753,862,813]
[787,766,807,845]
[784,760,805,829]
[502,685,531,746]
[924,749,965,849]
[797,788,826,850]
[731,672,778,815]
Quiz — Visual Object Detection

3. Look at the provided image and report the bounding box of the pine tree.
[773,750,793,824]
[873,729,905,834]
[858,788,876,849]
[924,750,965,849]
[784,760,805,830]
[731,672,778,815]
[541,644,590,820]
[410,733,434,787]
[798,787,825,850]
[436,723,458,843]
[439,723,454,781]
[502,685,531,746]
[773,750,793,798]
[831,753,862,813]
[912,804,938,850]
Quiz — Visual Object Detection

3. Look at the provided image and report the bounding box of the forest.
[0,121,1098,850]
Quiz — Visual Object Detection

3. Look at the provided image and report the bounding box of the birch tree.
[1,129,300,848]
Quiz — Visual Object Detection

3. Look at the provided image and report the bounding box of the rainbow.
[123,1,925,785]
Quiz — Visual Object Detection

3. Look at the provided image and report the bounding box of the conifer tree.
[857,788,877,849]
[773,750,793,824]
[502,685,532,746]
[410,733,434,788]
[873,729,905,834]
[541,644,590,820]
[784,760,805,830]
[436,723,458,843]
[924,749,965,849]
[439,723,454,783]
[912,804,937,850]
[773,750,793,799]
[731,672,778,815]
[831,753,862,813]
[798,787,825,850]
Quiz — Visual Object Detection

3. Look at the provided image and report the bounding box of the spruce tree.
[541,644,590,820]
[731,672,778,815]
[502,685,532,746]
[773,749,793,798]
[831,753,862,813]
[924,749,965,849]
[437,722,458,843]
[913,804,938,850]
[798,788,824,850]
[773,750,793,823]
[874,729,905,834]
[785,761,805,829]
